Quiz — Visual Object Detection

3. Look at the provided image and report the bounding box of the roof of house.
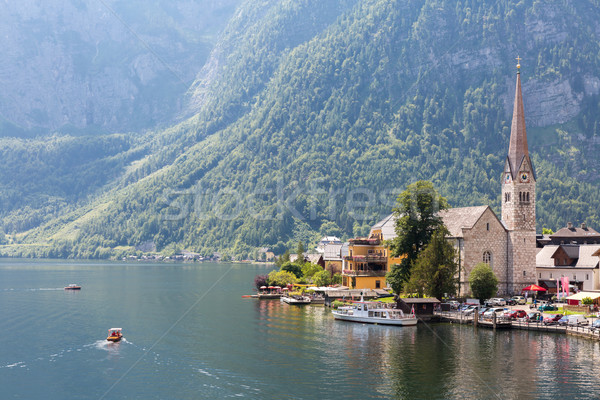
[305,253,323,264]
[371,214,397,240]
[438,205,492,238]
[318,236,342,244]
[551,224,600,239]
[398,297,441,304]
[537,244,600,269]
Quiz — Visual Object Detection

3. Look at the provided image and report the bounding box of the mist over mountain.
[0,0,240,137]
[2,0,600,259]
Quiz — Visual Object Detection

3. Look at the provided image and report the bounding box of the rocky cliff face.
[0,0,240,137]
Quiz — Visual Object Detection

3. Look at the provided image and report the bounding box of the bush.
[582,297,594,305]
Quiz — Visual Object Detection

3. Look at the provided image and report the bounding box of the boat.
[107,328,123,342]
[332,299,417,326]
[64,284,81,290]
[280,295,312,305]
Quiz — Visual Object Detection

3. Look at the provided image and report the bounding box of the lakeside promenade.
[435,309,600,340]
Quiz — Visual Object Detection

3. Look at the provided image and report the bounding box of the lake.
[1,259,600,399]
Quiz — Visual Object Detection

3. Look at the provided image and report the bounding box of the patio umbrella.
[260,286,267,289]
[521,284,547,292]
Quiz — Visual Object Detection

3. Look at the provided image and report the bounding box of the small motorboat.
[64,284,81,290]
[107,328,123,342]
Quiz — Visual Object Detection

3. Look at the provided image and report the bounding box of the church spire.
[507,56,531,178]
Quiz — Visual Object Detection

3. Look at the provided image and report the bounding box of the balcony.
[344,254,387,263]
[349,238,381,246]
[342,269,387,277]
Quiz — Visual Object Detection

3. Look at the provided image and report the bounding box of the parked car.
[505,309,527,320]
[447,300,460,310]
[463,306,479,315]
[543,314,563,325]
[567,315,589,326]
[511,296,527,305]
[489,298,506,306]
[483,307,506,318]
[505,298,516,306]
[523,312,542,321]
[538,303,558,312]
[590,319,600,331]
[557,315,570,326]
[478,307,489,316]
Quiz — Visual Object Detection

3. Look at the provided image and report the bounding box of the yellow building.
[342,215,404,290]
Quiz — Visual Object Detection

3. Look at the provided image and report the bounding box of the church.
[441,60,537,296]
[342,61,538,295]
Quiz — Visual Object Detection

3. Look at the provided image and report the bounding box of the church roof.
[507,68,534,179]
[438,205,491,238]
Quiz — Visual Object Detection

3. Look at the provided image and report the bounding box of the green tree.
[267,270,297,287]
[469,262,498,303]
[405,226,458,300]
[542,227,554,235]
[388,181,449,291]
[331,273,342,285]
[385,263,404,295]
[296,241,305,258]
[280,261,302,278]
[275,249,290,267]
[301,262,322,279]
[313,269,331,287]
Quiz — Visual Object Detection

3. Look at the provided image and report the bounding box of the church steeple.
[506,57,532,179]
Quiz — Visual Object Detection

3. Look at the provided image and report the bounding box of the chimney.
[567,222,573,229]
[582,223,587,230]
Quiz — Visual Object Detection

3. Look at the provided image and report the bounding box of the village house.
[536,223,600,292]
[341,214,404,290]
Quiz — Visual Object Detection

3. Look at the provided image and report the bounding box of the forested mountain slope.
[4,0,600,259]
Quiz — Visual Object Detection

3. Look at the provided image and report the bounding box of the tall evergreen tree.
[405,226,458,300]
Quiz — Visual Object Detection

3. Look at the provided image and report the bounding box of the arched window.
[483,251,492,267]
[526,192,530,202]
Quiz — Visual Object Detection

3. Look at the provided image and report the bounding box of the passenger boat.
[280,295,312,305]
[64,284,81,290]
[332,299,417,326]
[107,328,123,342]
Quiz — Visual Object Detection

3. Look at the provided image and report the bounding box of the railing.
[342,269,386,277]
[349,238,381,245]
[344,255,387,262]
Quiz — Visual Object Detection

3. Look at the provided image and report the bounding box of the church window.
[550,273,553,279]
[526,192,530,202]
[586,274,590,280]
[486,223,490,231]
[519,192,522,202]
[523,271,526,277]
[483,251,492,266]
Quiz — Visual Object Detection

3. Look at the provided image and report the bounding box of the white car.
[511,296,526,305]
[490,298,506,306]
[567,315,589,326]
[483,307,505,318]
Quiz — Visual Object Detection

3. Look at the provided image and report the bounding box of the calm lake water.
[2,259,600,399]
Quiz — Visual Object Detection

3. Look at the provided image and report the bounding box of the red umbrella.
[521,284,547,292]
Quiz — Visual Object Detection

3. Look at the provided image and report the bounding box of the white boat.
[280,295,312,305]
[332,300,417,326]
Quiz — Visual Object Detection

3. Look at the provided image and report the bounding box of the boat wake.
[1,287,64,292]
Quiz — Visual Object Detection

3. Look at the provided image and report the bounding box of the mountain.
[0,0,240,137]
[2,0,600,259]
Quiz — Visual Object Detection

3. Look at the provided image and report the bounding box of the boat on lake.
[280,295,312,305]
[332,300,417,326]
[107,328,123,342]
[64,284,81,290]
